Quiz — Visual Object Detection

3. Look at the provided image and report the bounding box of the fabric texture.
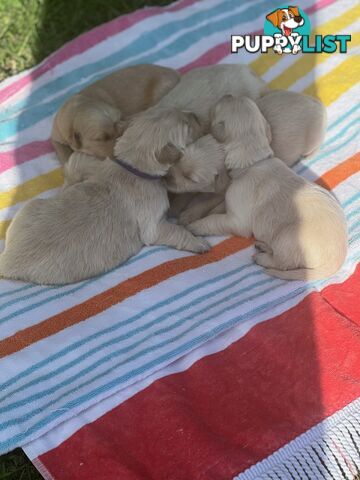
[0,0,359,477]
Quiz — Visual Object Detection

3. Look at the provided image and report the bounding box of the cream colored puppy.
[256,90,327,167]
[188,96,347,281]
[51,64,180,163]
[179,90,327,224]
[0,110,210,285]
[116,65,267,174]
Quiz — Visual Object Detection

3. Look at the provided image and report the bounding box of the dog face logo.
[266,6,304,36]
[264,5,310,55]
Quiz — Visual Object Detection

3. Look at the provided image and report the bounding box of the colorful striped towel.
[0,0,359,477]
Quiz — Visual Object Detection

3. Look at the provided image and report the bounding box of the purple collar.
[113,158,164,181]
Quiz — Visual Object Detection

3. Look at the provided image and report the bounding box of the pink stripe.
[180,0,338,73]
[0,0,197,104]
[0,141,53,171]
[0,0,339,175]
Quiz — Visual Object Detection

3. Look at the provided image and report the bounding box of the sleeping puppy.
[51,64,180,164]
[116,64,267,220]
[256,90,327,167]
[188,96,347,281]
[179,89,327,224]
[0,109,210,285]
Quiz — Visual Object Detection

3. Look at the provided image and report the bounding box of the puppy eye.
[282,15,287,20]
[74,132,81,142]
[103,133,113,141]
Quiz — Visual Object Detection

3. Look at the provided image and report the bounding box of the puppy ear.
[115,120,129,137]
[212,121,226,142]
[157,142,182,165]
[288,6,300,17]
[72,130,82,149]
[266,9,279,26]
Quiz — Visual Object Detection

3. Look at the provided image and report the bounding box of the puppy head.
[266,7,303,31]
[114,106,204,177]
[165,134,225,193]
[211,95,273,170]
[57,95,127,159]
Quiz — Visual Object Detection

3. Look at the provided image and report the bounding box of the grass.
[0,1,172,477]
[0,0,172,81]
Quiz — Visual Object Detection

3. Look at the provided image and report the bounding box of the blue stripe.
[349,219,360,234]
[0,246,167,316]
[0,0,281,140]
[0,283,34,301]
[0,266,263,405]
[0,284,306,451]
[0,275,290,427]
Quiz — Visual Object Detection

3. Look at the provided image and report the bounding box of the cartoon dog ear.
[288,6,300,17]
[157,142,182,165]
[266,9,280,27]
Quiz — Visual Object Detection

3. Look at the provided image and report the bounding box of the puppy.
[0,109,210,285]
[256,90,327,167]
[188,96,347,281]
[51,64,180,163]
[180,89,327,223]
[121,64,266,221]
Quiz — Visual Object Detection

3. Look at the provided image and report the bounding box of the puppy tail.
[264,265,339,281]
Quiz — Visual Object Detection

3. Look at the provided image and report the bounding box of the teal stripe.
[0,283,34,301]
[327,102,360,131]
[0,284,307,451]
[0,0,281,140]
[324,117,359,146]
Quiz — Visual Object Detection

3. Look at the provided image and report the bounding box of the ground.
[0,1,170,478]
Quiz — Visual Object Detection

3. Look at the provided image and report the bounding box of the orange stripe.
[0,236,251,358]
[1,152,359,358]
[315,152,360,190]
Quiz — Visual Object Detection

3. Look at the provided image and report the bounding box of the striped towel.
[0,0,359,477]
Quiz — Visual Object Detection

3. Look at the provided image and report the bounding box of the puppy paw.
[292,44,301,54]
[189,237,211,254]
[187,221,205,236]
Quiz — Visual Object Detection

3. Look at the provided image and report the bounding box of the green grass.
[0,1,172,477]
[0,0,172,81]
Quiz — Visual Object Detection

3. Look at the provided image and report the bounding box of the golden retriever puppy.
[117,64,266,221]
[51,64,180,163]
[179,89,327,224]
[256,90,327,166]
[188,96,347,281]
[0,109,210,285]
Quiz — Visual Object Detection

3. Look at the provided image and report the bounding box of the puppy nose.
[294,15,302,22]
